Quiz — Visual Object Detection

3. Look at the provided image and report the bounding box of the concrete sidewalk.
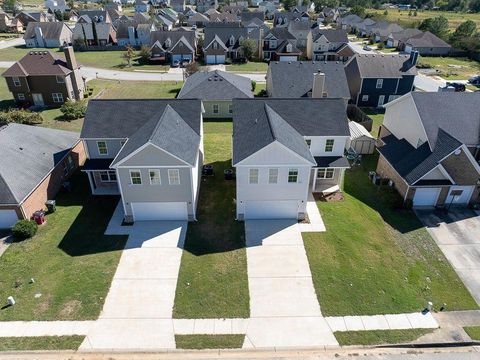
[299,192,326,232]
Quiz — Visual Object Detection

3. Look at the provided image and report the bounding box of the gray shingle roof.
[389,27,422,41]
[2,51,72,77]
[149,29,196,48]
[178,70,253,100]
[311,28,348,43]
[0,124,79,204]
[24,22,71,41]
[204,24,259,49]
[267,61,350,99]
[346,53,417,78]
[405,31,451,48]
[232,98,349,164]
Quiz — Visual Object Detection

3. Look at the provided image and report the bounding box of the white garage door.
[405,45,413,54]
[279,56,298,62]
[413,188,440,206]
[446,186,475,205]
[131,202,188,221]
[245,200,299,220]
[0,209,18,228]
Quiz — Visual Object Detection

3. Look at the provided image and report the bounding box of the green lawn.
[0,172,128,321]
[173,121,250,319]
[175,335,245,349]
[361,108,385,137]
[226,62,268,73]
[303,154,478,317]
[464,326,480,340]
[0,336,84,351]
[418,56,480,80]
[335,329,433,346]
[254,82,266,97]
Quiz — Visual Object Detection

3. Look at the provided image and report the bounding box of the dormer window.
[165,38,171,48]
[286,43,292,52]
[229,35,235,46]
[213,41,218,50]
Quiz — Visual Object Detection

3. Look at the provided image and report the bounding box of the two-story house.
[116,20,156,46]
[262,27,301,61]
[336,13,362,32]
[306,28,350,61]
[2,47,85,107]
[376,92,480,207]
[149,30,196,64]
[24,22,72,48]
[81,99,204,222]
[134,0,150,13]
[73,14,117,46]
[232,98,350,220]
[344,52,418,107]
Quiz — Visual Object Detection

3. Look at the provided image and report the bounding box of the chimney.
[64,46,77,70]
[312,72,325,98]
[409,50,419,66]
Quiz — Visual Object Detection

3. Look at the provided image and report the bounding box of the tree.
[453,20,477,39]
[139,45,151,62]
[283,0,297,11]
[350,5,366,17]
[3,0,16,13]
[122,45,136,67]
[184,62,199,77]
[451,21,479,50]
[469,0,480,12]
[60,100,87,120]
[240,38,258,61]
[418,16,449,39]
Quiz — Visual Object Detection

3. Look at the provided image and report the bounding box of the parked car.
[468,75,480,85]
[363,45,372,51]
[445,82,466,92]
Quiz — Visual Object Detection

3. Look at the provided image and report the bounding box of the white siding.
[306,136,349,157]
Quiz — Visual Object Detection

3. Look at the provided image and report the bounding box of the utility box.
[45,200,56,213]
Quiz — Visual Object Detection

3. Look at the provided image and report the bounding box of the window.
[168,169,180,185]
[17,93,25,101]
[213,41,218,50]
[288,169,298,183]
[229,35,235,46]
[249,168,259,184]
[100,170,117,182]
[362,95,369,102]
[12,77,20,87]
[376,79,383,89]
[67,155,75,172]
[56,75,65,83]
[130,170,142,185]
[317,168,334,179]
[149,169,161,185]
[97,141,108,155]
[52,93,64,103]
[228,104,233,114]
[268,168,278,184]
[213,104,219,114]
[305,139,311,148]
[325,139,334,152]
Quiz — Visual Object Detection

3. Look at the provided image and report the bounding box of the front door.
[378,95,385,107]
[32,93,44,106]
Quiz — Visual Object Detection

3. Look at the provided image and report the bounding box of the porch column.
[86,171,95,194]
[339,168,345,190]
[311,168,318,192]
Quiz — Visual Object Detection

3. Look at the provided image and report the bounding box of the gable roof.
[149,29,196,48]
[24,21,71,41]
[266,26,296,40]
[366,21,403,37]
[389,27,422,41]
[0,124,79,205]
[77,9,110,22]
[240,10,264,22]
[311,28,348,43]
[232,98,349,164]
[405,31,451,48]
[177,70,253,100]
[204,24,259,50]
[267,61,350,99]
[338,13,362,25]
[2,50,72,77]
[346,53,417,78]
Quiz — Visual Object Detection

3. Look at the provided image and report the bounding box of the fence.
[347,104,374,132]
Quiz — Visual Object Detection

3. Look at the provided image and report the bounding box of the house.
[171,0,186,12]
[250,0,262,6]
[149,30,196,64]
[320,7,339,22]
[73,15,117,45]
[240,11,264,23]
[0,124,85,228]
[376,92,480,207]
[258,1,278,19]
[80,99,204,222]
[197,0,218,13]
[2,47,85,106]
[336,13,362,32]
[77,9,112,23]
[365,21,403,42]
[44,0,69,13]
[232,98,350,220]
[203,24,261,64]
[106,4,122,22]
[24,22,72,48]
[344,52,418,107]
[208,11,238,23]
[204,8,219,17]
[266,61,350,100]
[0,11,20,33]
[178,70,252,117]
[243,17,269,33]
[287,20,312,48]
[400,31,452,56]
[135,0,150,12]
[223,5,246,16]
[263,27,301,61]
[273,9,309,27]
[117,21,155,45]
[187,11,209,27]
[15,11,53,30]
[386,28,422,48]
[306,28,349,61]
[351,17,375,36]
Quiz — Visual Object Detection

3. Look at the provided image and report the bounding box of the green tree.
[350,5,366,17]
[283,0,297,11]
[418,16,449,39]
[139,45,151,62]
[122,45,136,67]
[3,0,16,12]
[240,38,258,61]
[453,20,477,38]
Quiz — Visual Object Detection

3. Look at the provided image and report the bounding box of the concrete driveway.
[416,209,480,305]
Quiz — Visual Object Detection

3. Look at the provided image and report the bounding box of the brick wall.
[376,154,409,200]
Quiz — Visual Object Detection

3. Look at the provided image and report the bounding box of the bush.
[60,100,87,120]
[377,42,385,49]
[12,220,38,240]
[139,45,151,62]
[251,80,256,92]
[0,109,43,126]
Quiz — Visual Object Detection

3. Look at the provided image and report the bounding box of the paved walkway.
[0,37,24,50]
[79,203,187,351]
[299,192,326,232]
[243,219,338,348]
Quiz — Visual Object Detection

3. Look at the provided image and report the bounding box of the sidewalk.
[298,192,326,232]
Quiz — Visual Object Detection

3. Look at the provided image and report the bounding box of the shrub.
[377,42,385,49]
[0,109,43,126]
[251,80,256,92]
[12,220,38,240]
[60,100,87,120]
[139,45,151,62]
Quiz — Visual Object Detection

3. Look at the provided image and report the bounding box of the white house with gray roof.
[178,70,252,118]
[232,98,350,220]
[80,99,204,222]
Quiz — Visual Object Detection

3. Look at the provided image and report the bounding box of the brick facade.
[376,153,409,200]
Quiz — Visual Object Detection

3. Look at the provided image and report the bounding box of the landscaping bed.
[303,154,478,317]
[173,121,249,319]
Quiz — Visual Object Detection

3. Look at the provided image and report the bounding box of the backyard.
[417,56,480,80]
[173,121,250,319]
[303,154,478,317]
[0,173,128,321]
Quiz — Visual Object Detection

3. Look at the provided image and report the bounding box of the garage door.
[0,209,18,228]
[446,186,475,205]
[245,200,298,220]
[279,56,298,62]
[131,202,188,221]
[413,188,440,206]
[405,45,413,54]
[206,55,225,64]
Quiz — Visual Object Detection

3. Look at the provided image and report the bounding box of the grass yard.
[303,154,478,317]
[254,82,266,96]
[0,172,128,321]
[173,121,250,319]
[367,9,480,30]
[464,326,480,340]
[418,56,480,80]
[335,329,433,346]
[226,62,268,73]
[0,336,84,351]
[175,335,245,349]
[361,108,385,137]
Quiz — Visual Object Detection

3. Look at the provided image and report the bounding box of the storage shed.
[348,121,375,154]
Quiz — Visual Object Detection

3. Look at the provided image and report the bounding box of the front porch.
[310,156,350,194]
[82,159,120,196]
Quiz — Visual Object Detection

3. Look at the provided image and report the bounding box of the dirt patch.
[59,299,82,318]
[314,192,344,202]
